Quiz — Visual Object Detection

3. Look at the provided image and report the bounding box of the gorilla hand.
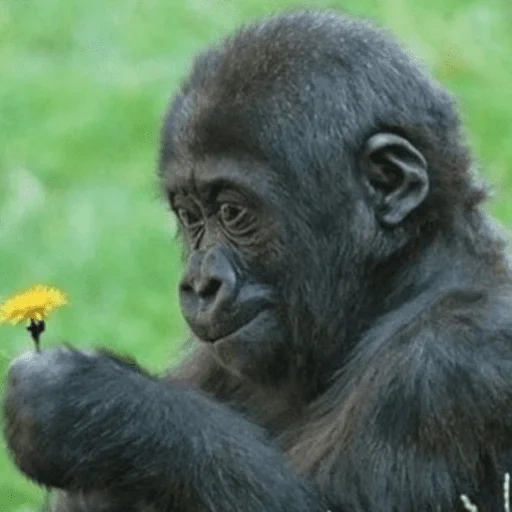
[3,347,155,491]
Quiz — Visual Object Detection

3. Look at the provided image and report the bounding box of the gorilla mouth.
[199,309,271,345]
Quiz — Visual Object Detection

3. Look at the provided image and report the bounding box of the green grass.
[0,0,511,509]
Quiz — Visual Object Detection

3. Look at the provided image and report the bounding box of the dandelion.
[0,285,67,351]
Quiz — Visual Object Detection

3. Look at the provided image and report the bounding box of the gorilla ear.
[362,133,429,226]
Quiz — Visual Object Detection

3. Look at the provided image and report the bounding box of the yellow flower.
[0,285,68,325]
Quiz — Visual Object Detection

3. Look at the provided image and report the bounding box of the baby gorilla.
[5,9,512,512]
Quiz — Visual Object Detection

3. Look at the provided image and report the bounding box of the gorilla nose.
[192,273,222,299]
[179,247,238,339]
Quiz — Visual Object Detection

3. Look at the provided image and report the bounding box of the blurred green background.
[0,0,511,509]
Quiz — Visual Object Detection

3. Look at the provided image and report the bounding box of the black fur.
[4,10,512,512]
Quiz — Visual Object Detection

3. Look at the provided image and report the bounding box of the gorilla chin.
[205,309,286,378]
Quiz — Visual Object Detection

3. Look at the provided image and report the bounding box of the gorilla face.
[162,155,293,380]
[161,138,429,383]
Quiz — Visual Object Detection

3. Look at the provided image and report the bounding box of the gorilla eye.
[177,208,202,229]
[219,203,251,231]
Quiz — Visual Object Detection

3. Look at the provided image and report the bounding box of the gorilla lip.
[199,309,270,345]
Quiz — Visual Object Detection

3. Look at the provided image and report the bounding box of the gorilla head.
[159,11,483,384]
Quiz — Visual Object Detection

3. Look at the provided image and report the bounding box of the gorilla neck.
[369,210,509,322]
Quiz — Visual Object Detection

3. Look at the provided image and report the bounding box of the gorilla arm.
[4,348,324,512]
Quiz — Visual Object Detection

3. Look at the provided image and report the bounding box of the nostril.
[197,277,222,299]
[180,280,194,294]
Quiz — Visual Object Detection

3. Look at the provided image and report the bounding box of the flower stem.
[27,319,45,352]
